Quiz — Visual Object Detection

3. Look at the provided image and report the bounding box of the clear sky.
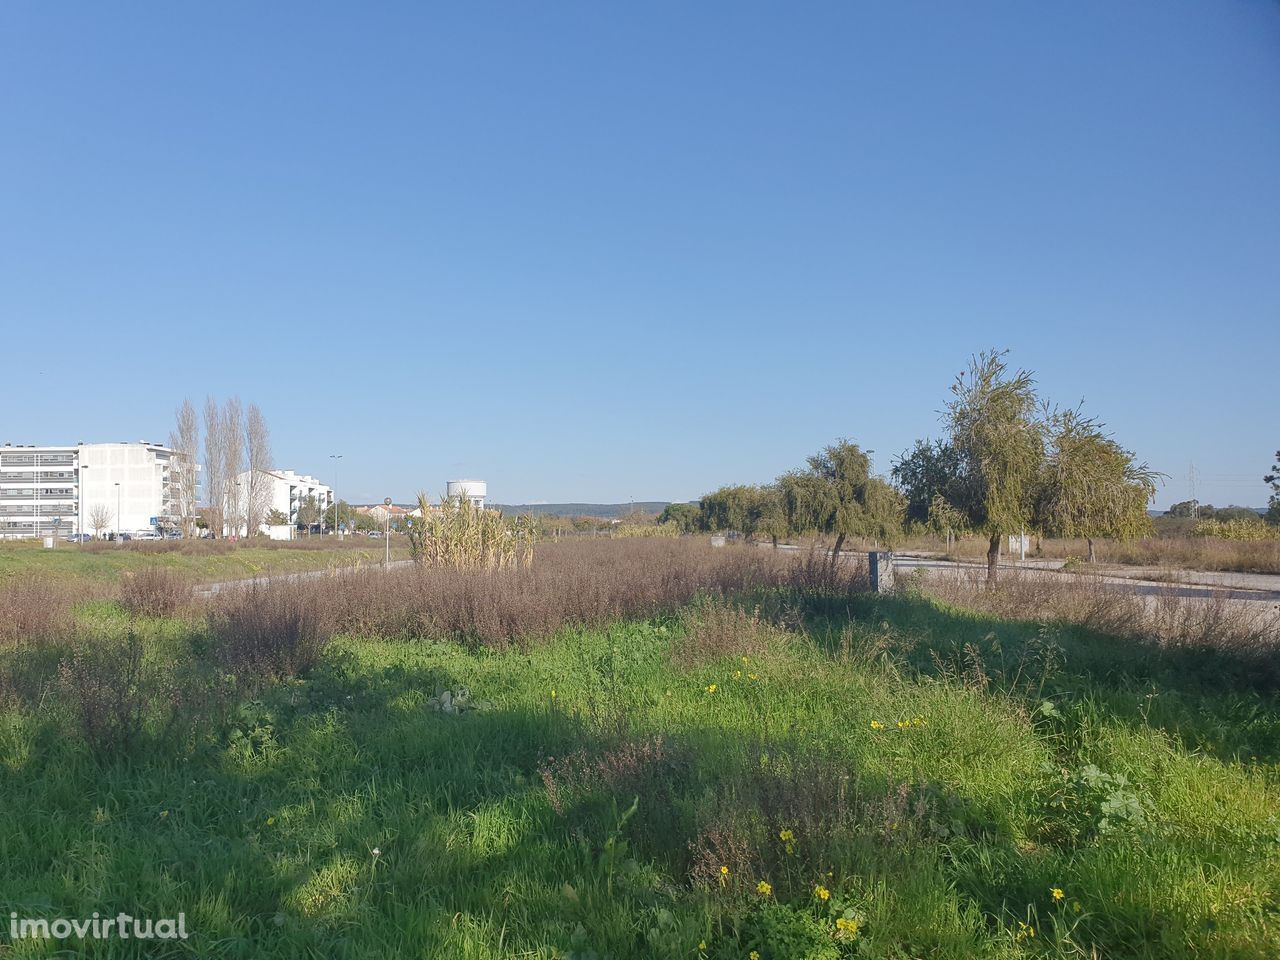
[2,2,1276,508]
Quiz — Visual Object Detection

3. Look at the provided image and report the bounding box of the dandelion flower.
[756,880,772,896]
[720,865,729,875]
[706,684,717,694]
[814,885,830,901]
[1051,887,1065,901]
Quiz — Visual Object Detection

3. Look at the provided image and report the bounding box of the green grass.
[0,539,408,586]
[0,591,1277,958]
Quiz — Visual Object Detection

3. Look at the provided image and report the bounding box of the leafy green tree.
[1165,500,1199,519]
[265,508,289,526]
[945,351,1044,583]
[698,485,775,541]
[296,495,322,528]
[657,502,700,534]
[778,440,904,558]
[1034,408,1160,562]
[1266,451,1280,525]
[892,439,969,527]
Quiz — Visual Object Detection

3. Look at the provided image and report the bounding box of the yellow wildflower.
[750,953,760,960]
[814,885,830,901]
[870,720,885,730]
[550,689,557,700]
[756,880,772,896]
[748,672,759,681]
[1051,887,1064,901]
[266,816,275,826]
[706,684,717,694]
[734,670,743,679]
[698,942,707,952]
[778,829,794,842]
[835,917,861,938]
[720,865,729,875]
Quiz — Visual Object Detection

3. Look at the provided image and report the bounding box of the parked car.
[133,530,161,540]
[63,533,93,543]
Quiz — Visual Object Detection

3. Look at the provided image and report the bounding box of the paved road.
[194,559,415,597]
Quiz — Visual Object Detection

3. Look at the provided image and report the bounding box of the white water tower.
[446,479,487,510]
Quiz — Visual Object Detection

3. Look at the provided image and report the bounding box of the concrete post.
[869,551,895,593]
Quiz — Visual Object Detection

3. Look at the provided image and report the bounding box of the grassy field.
[0,537,409,587]
[0,541,1277,957]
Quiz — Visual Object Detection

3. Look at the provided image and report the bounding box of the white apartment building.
[0,442,189,539]
[230,468,332,533]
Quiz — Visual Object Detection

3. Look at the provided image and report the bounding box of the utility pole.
[115,482,121,540]
[1188,463,1199,519]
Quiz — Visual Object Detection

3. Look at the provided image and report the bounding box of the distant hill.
[491,501,683,518]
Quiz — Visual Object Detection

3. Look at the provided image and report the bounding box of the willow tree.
[946,351,1044,584]
[1035,408,1160,562]
[778,440,904,560]
[698,485,775,542]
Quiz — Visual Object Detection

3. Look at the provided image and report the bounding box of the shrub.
[119,567,191,619]
[208,580,335,685]
[1191,518,1279,541]
[56,631,148,755]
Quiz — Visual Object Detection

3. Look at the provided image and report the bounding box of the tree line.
[683,350,1163,583]
[169,397,273,538]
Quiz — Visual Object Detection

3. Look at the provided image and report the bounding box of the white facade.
[231,468,332,533]
[0,442,188,539]
[446,479,487,510]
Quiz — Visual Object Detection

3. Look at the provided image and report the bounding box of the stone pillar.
[869,551,895,593]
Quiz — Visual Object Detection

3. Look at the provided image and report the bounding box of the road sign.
[150,516,158,525]
[52,517,63,528]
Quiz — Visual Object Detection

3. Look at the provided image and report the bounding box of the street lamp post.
[115,482,121,542]
[78,462,88,543]
[383,497,392,567]
[329,454,343,539]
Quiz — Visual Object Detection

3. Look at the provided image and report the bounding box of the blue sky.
[2,2,1276,508]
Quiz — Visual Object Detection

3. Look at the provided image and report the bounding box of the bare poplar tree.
[243,402,274,535]
[203,396,227,538]
[169,399,201,538]
[221,397,245,536]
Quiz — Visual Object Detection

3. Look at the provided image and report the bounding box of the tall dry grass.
[915,567,1279,664]
[0,576,76,647]
[319,539,818,648]
[894,533,1280,575]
